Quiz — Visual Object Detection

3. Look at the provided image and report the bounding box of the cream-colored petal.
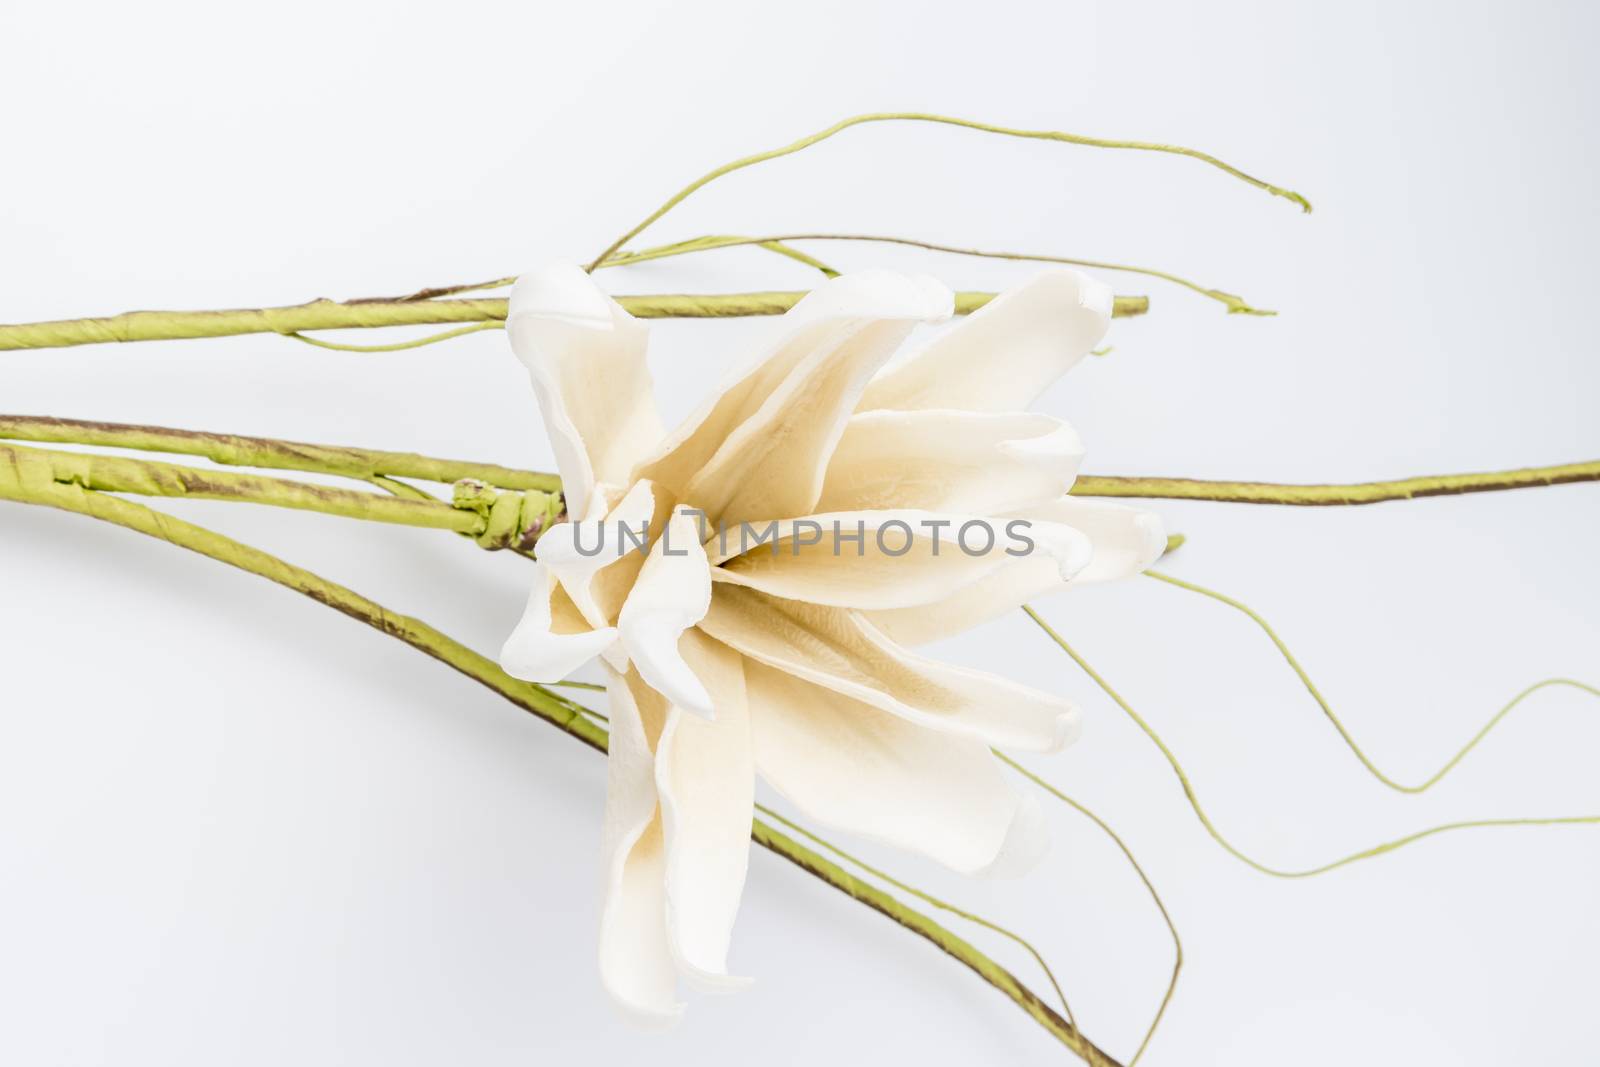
[618,507,714,717]
[816,409,1084,514]
[654,631,753,989]
[699,586,1078,753]
[498,563,617,681]
[859,268,1112,414]
[866,496,1166,645]
[708,509,1094,611]
[537,480,661,633]
[507,264,663,520]
[633,271,952,524]
[597,669,682,1026]
[1028,496,1168,583]
[746,662,1046,876]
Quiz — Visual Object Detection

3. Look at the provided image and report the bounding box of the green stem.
[998,753,1183,1067]
[0,463,1119,1065]
[9,416,1594,518]
[748,817,1120,1066]
[756,804,1080,1030]
[10,414,1594,530]
[1145,570,1600,794]
[605,232,1270,314]
[1022,606,1600,880]
[1,441,483,533]
[0,290,1148,352]
[587,111,1310,269]
[1071,462,1600,505]
[0,414,557,492]
[0,442,563,555]
[287,321,504,353]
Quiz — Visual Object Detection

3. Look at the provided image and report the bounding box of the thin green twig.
[756,803,1079,1030]
[1071,463,1600,506]
[286,321,503,352]
[604,232,1270,314]
[998,754,1183,1067]
[1022,606,1600,879]
[0,289,1147,352]
[0,414,558,492]
[587,111,1311,269]
[1146,571,1600,794]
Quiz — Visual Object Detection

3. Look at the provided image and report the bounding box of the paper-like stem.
[1072,464,1600,505]
[0,440,568,556]
[586,111,1311,270]
[0,414,557,492]
[605,233,1271,315]
[1022,605,1599,880]
[0,291,1149,352]
[0,464,1121,1067]
[9,415,1595,521]
[0,441,484,533]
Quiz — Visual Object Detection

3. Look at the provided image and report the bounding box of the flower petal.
[498,562,617,681]
[745,661,1046,876]
[633,271,952,525]
[859,268,1112,414]
[536,480,662,633]
[597,669,683,1026]
[654,631,754,989]
[618,507,715,718]
[708,509,1094,611]
[866,496,1166,645]
[816,409,1084,514]
[699,585,1078,753]
[1032,496,1168,583]
[507,264,663,520]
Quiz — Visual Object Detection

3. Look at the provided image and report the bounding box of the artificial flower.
[499,263,1166,1024]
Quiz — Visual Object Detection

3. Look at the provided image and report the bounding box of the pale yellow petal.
[746,662,1046,876]
[866,495,1166,645]
[633,271,951,524]
[618,507,715,717]
[708,509,1093,611]
[699,586,1078,752]
[498,563,617,682]
[654,632,753,989]
[816,409,1083,514]
[859,268,1112,414]
[597,669,682,1026]
[507,264,662,519]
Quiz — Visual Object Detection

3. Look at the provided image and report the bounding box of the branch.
[0,414,557,491]
[604,232,1271,315]
[0,291,1149,352]
[1,441,480,531]
[587,111,1310,269]
[1071,463,1600,505]
[10,414,1593,514]
[0,458,1122,1066]
[0,441,566,556]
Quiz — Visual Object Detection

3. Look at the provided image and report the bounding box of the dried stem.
[1146,570,1600,794]
[7,416,1595,519]
[0,291,1147,352]
[1022,606,1600,880]
[1072,463,1600,505]
[604,233,1271,315]
[1,441,484,534]
[587,111,1311,270]
[0,414,557,491]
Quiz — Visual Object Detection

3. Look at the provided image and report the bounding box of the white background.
[2,2,1597,1063]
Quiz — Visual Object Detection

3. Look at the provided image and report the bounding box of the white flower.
[499,264,1166,1025]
